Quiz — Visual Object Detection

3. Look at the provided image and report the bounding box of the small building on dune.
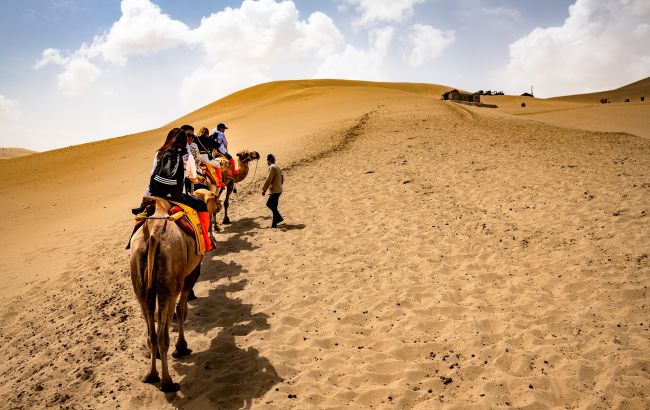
[441,89,481,103]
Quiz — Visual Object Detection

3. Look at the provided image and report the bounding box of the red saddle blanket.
[126,205,196,249]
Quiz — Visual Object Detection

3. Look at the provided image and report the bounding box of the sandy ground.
[482,77,650,140]
[0,147,36,159]
[1,80,649,409]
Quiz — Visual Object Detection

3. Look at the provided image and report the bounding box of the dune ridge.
[1,79,649,408]
[0,147,36,159]
[482,76,650,139]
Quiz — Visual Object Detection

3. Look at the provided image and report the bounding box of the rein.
[234,158,259,190]
[135,211,184,221]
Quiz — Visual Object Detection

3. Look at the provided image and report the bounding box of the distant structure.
[441,89,481,103]
[600,98,609,104]
[440,89,497,108]
[521,92,534,97]
[642,96,645,102]
[625,98,630,102]
[521,102,526,108]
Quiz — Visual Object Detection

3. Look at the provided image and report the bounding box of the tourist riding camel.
[180,124,203,193]
[133,127,214,251]
[211,123,238,177]
[195,126,225,188]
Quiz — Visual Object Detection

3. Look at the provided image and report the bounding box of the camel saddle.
[126,201,206,255]
[200,163,219,185]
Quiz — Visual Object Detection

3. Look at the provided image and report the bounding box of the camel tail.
[145,230,160,291]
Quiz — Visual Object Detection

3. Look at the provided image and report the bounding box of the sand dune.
[482,76,650,139]
[551,76,650,104]
[1,79,649,408]
[0,147,36,159]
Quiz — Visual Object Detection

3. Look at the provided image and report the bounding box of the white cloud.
[35,48,68,69]
[87,0,191,65]
[180,63,270,109]
[495,0,650,97]
[56,57,102,96]
[180,0,347,109]
[406,24,455,67]
[35,0,191,96]
[34,0,420,147]
[344,0,426,26]
[317,27,394,80]
[38,0,351,107]
[0,95,22,123]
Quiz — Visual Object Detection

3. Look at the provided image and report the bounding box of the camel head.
[236,150,260,163]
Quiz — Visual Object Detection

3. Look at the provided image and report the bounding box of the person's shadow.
[258,216,306,232]
[168,220,281,408]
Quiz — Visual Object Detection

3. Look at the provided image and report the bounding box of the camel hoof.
[222,218,231,225]
[142,373,160,384]
[172,346,193,358]
[160,382,180,393]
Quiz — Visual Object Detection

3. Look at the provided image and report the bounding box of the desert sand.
[0,79,648,409]
[0,147,36,160]
[482,77,650,139]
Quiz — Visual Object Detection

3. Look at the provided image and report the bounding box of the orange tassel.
[216,166,224,187]
[229,158,238,176]
[198,212,214,251]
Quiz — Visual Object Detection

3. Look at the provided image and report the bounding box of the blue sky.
[0,0,648,151]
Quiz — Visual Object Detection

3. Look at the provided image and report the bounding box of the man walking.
[262,153,284,228]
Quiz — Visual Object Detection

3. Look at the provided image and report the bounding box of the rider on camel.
[211,123,238,177]
[133,127,215,251]
[195,126,225,188]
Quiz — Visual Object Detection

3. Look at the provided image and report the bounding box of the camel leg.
[222,185,232,225]
[173,265,200,358]
[140,298,160,384]
[209,212,219,240]
[157,294,180,393]
[211,207,221,233]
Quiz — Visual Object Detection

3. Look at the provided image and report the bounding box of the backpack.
[149,148,184,198]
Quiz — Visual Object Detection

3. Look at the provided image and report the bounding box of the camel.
[193,188,222,239]
[215,150,261,224]
[129,197,203,392]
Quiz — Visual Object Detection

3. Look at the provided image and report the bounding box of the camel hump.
[142,196,173,217]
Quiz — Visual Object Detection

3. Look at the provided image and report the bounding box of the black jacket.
[196,135,219,155]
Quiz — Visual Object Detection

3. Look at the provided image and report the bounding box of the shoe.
[271,223,277,228]
[131,204,145,215]
[276,216,284,224]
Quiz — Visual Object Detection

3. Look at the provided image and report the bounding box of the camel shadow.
[212,217,262,257]
[167,219,279,408]
[170,267,280,409]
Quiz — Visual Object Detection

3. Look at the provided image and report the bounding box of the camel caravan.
[128,123,260,392]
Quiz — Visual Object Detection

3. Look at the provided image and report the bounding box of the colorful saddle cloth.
[200,163,218,185]
[127,200,206,255]
[169,201,206,255]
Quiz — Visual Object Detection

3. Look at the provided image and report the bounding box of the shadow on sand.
[258,215,306,232]
[169,216,281,409]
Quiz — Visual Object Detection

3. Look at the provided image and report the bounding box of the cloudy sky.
[1,0,648,151]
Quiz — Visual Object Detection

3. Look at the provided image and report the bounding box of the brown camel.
[215,150,260,224]
[193,188,222,238]
[129,197,203,392]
